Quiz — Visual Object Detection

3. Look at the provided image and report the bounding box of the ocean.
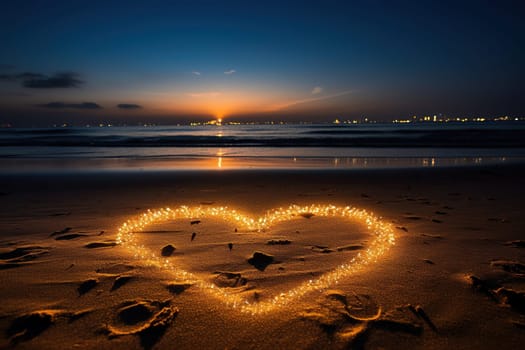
[1,122,524,172]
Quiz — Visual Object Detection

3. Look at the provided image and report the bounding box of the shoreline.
[0,155,523,173]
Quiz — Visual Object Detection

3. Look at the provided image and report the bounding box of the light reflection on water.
[0,155,520,173]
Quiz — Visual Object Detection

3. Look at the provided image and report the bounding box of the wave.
[1,135,525,148]
[1,124,525,148]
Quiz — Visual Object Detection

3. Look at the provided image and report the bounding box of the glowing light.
[116,204,396,315]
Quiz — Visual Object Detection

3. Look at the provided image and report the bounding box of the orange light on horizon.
[149,89,281,119]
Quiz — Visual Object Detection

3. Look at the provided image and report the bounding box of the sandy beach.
[2,0,524,348]
[0,164,524,349]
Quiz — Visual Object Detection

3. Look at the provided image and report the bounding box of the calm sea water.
[1,122,524,171]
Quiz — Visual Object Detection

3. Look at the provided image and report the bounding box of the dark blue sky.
[0,0,523,125]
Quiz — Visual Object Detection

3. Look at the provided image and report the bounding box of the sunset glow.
[1,1,522,126]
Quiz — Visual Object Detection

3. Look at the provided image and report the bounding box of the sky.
[0,0,524,125]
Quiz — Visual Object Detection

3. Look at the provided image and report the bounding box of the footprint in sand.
[6,308,92,344]
[469,262,525,314]
[213,271,248,288]
[0,245,50,269]
[103,299,178,349]
[300,291,432,347]
[6,310,58,344]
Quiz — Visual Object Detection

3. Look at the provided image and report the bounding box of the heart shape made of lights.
[116,204,395,315]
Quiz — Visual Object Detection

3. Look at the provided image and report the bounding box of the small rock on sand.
[420,233,443,239]
[336,244,364,252]
[248,251,274,271]
[84,241,117,249]
[166,282,192,294]
[55,233,88,241]
[267,239,291,245]
[413,305,437,331]
[312,246,334,254]
[161,245,176,257]
[49,227,72,237]
[78,279,98,295]
[111,275,133,291]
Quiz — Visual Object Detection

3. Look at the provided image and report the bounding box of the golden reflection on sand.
[116,204,395,315]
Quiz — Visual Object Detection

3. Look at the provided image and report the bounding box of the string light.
[116,204,395,315]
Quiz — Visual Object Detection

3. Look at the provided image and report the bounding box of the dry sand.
[1,165,525,349]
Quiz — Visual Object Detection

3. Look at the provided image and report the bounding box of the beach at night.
[1,1,524,349]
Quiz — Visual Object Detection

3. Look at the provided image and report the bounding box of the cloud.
[311,86,322,95]
[192,71,201,76]
[0,71,83,88]
[18,72,46,80]
[186,92,221,98]
[267,90,353,112]
[224,69,236,75]
[24,72,83,88]
[0,72,36,81]
[117,103,142,109]
[36,102,102,109]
